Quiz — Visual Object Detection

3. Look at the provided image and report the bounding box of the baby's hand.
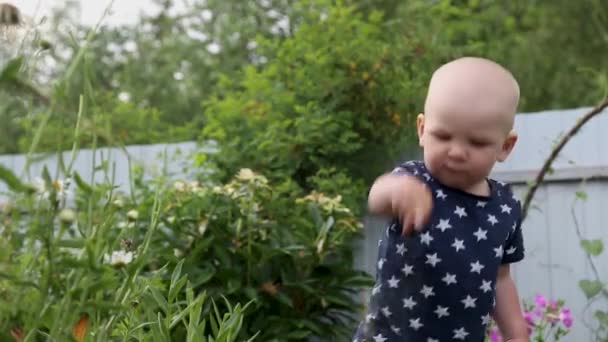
[391,176,433,236]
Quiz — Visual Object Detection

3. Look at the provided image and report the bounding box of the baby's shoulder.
[391,160,431,182]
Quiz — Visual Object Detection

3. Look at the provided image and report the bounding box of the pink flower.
[535,294,547,308]
[489,328,503,342]
[523,311,536,326]
[559,308,573,328]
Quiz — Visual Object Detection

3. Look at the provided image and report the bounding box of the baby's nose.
[447,144,467,160]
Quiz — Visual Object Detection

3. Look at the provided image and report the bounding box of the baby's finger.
[413,207,427,231]
[401,214,414,237]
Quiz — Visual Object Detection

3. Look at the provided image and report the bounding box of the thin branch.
[521,97,608,220]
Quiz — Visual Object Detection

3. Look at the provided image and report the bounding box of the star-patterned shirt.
[353,160,525,342]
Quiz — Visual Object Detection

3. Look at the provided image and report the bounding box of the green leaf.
[169,260,184,296]
[0,57,23,82]
[0,164,33,193]
[594,310,608,325]
[575,190,588,200]
[581,239,603,256]
[286,330,311,339]
[73,171,93,194]
[274,291,294,308]
[148,286,169,314]
[579,279,604,299]
[169,276,187,304]
[56,239,85,248]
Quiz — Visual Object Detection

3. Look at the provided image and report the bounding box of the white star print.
[513,192,520,202]
[425,253,442,267]
[436,189,447,200]
[494,245,504,258]
[420,231,434,245]
[388,275,400,288]
[480,280,492,293]
[365,313,376,322]
[357,162,527,342]
[373,333,387,342]
[462,295,477,309]
[482,313,492,325]
[423,173,431,181]
[435,218,452,232]
[452,238,465,252]
[454,206,467,218]
[453,327,469,340]
[401,263,414,276]
[434,305,450,318]
[390,325,401,335]
[372,284,382,296]
[487,214,499,225]
[473,227,488,241]
[396,243,407,256]
[402,296,417,309]
[409,318,423,330]
[381,306,392,317]
[420,285,435,298]
[470,260,485,274]
[442,273,457,285]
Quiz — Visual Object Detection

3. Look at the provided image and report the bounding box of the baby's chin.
[429,168,484,194]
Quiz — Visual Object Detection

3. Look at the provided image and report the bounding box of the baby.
[353,57,528,342]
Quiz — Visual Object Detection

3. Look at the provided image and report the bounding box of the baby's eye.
[470,140,490,147]
[433,132,451,141]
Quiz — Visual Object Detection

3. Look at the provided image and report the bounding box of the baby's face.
[418,57,519,195]
[417,109,516,195]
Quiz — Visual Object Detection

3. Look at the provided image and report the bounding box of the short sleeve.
[501,194,525,264]
[390,160,428,184]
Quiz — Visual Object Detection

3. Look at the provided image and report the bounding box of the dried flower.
[0,3,21,26]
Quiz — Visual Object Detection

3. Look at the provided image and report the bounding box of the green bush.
[0,154,371,341]
[201,0,427,212]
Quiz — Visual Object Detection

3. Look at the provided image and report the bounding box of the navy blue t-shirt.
[353,160,525,342]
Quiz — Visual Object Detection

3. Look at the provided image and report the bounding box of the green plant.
[201,0,427,208]
[143,167,373,340]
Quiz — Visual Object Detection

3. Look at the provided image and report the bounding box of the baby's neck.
[461,180,491,197]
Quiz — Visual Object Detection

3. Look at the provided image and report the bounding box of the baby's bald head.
[423,57,520,132]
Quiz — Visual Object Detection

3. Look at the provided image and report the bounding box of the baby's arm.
[492,264,529,342]
[367,173,432,236]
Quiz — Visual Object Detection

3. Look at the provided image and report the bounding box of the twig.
[521,97,608,220]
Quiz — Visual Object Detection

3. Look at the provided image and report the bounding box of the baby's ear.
[497,131,518,162]
[416,113,425,147]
